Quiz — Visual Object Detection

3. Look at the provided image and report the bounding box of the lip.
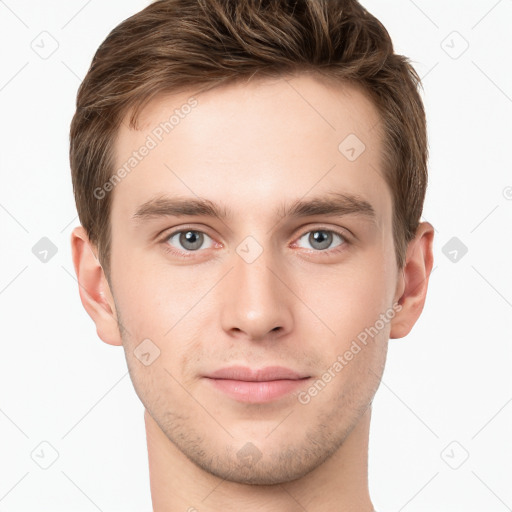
[204,366,311,403]
[206,365,308,381]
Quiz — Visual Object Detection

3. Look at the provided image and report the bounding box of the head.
[70,0,433,486]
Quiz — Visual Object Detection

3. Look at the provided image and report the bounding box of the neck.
[144,407,374,512]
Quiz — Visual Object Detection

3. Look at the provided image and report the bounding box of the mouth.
[203,366,311,403]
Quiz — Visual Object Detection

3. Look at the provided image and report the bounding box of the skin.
[71,73,434,512]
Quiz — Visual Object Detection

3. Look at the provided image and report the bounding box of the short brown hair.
[70,0,428,279]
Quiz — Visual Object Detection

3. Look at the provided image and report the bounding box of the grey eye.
[167,230,214,251]
[296,230,345,251]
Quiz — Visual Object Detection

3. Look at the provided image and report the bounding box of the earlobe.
[389,222,434,339]
[70,226,123,346]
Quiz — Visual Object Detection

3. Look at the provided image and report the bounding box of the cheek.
[299,265,393,393]
[306,264,392,338]
[111,256,177,335]
[112,263,206,376]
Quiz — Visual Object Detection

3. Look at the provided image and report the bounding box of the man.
[69,0,434,510]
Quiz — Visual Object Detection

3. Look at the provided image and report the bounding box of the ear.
[70,226,122,346]
[389,222,434,339]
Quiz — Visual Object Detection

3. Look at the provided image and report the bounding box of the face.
[108,74,401,485]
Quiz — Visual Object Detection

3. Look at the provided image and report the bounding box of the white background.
[0,1,511,511]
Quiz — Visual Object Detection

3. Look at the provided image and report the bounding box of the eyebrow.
[131,192,377,225]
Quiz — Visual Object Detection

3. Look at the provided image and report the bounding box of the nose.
[219,246,293,342]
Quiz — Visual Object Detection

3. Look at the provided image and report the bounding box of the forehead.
[110,73,390,229]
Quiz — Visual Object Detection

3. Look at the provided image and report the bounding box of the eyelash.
[159,226,351,258]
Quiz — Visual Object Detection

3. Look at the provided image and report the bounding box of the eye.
[163,229,215,254]
[160,226,350,259]
[294,228,348,253]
